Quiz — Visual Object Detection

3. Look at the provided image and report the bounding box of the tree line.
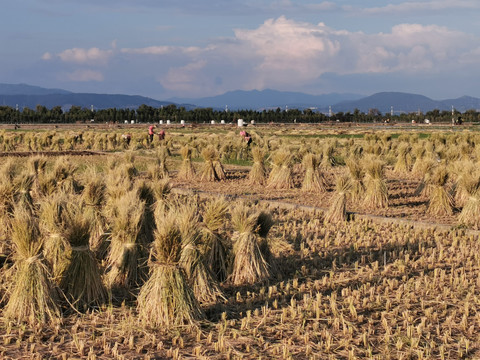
[0,104,478,124]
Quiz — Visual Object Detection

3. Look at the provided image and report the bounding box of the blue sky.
[2,0,480,100]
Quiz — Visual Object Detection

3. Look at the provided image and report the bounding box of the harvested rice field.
[1,124,480,359]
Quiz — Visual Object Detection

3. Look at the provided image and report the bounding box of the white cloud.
[43,17,480,96]
[121,46,174,55]
[57,47,113,65]
[121,45,204,55]
[66,69,104,82]
[220,17,475,90]
[41,52,52,60]
[159,60,209,93]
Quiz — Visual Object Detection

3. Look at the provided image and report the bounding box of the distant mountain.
[0,93,178,110]
[0,83,181,110]
[169,89,364,110]
[332,92,480,114]
[2,83,480,114]
[0,83,72,96]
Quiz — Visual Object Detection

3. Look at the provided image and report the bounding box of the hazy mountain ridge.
[1,83,480,113]
[0,83,72,96]
[0,84,178,110]
[170,89,364,110]
[333,92,480,113]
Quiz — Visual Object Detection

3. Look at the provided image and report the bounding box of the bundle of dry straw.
[267,150,294,189]
[80,168,107,253]
[4,207,60,324]
[137,207,204,328]
[345,157,365,203]
[177,146,196,180]
[427,166,453,216]
[301,153,326,192]
[60,203,107,310]
[248,147,267,185]
[363,158,388,209]
[229,204,270,285]
[202,197,229,282]
[325,174,351,223]
[40,194,70,281]
[178,204,225,303]
[200,146,223,181]
[457,170,480,228]
[106,190,147,291]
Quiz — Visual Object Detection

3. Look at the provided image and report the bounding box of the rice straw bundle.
[106,190,147,291]
[248,147,267,185]
[39,194,70,281]
[411,144,426,176]
[151,178,172,210]
[266,150,294,189]
[363,158,388,209]
[1,158,18,182]
[393,142,412,174]
[202,197,229,282]
[12,172,35,215]
[321,142,337,168]
[413,158,437,196]
[52,157,81,194]
[177,146,196,180]
[148,146,169,180]
[214,159,227,180]
[254,209,275,272]
[104,165,135,217]
[229,204,270,285]
[346,157,365,202]
[60,202,107,310]
[4,206,60,324]
[0,172,15,224]
[200,146,220,181]
[81,168,107,252]
[27,156,47,197]
[458,174,480,228]
[137,209,204,328]
[178,204,225,303]
[136,179,157,245]
[301,153,326,192]
[427,166,453,216]
[325,174,352,223]
[450,161,477,207]
[37,173,58,197]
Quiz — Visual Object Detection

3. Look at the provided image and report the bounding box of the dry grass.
[3,128,480,359]
[137,208,204,328]
[301,153,326,192]
[267,150,293,190]
[4,206,60,325]
[106,190,147,291]
[324,174,351,223]
[230,204,270,285]
[248,147,267,185]
[60,202,108,311]
[427,166,453,216]
[363,157,388,209]
[177,146,196,180]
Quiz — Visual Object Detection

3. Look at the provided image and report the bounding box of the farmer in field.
[157,129,165,141]
[148,125,155,143]
[240,130,252,146]
[122,133,132,147]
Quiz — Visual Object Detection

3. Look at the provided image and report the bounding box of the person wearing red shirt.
[148,125,155,143]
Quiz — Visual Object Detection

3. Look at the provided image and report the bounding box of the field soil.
[172,165,459,228]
